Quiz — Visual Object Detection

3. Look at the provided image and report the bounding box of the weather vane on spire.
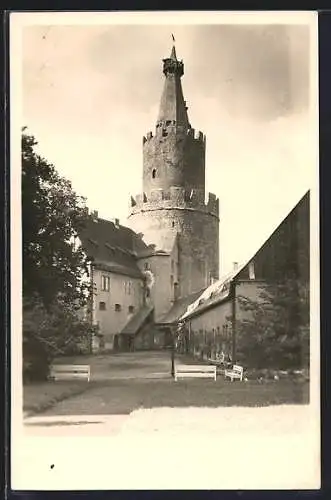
[171,33,175,43]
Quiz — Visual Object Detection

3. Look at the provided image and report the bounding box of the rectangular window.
[128,305,135,314]
[101,275,110,291]
[99,301,106,311]
[115,303,121,312]
[174,282,179,300]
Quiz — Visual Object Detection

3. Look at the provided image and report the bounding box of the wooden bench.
[224,364,243,382]
[175,364,217,381]
[49,364,91,382]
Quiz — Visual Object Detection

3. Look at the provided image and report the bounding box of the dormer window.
[249,261,255,280]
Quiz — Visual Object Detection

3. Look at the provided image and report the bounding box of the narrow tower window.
[152,169,156,179]
[101,275,110,292]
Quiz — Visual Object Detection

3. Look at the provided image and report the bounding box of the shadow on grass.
[23,381,106,416]
[39,378,310,417]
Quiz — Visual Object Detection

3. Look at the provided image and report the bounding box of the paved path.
[55,350,174,381]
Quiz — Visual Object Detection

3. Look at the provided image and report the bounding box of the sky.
[20,15,317,275]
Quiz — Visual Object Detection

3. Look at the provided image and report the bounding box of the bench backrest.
[232,365,243,374]
[176,365,216,373]
[50,364,90,380]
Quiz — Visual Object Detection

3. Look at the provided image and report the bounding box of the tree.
[236,279,310,370]
[22,129,90,309]
[23,296,98,382]
[22,129,96,380]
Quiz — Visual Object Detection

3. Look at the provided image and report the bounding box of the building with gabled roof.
[78,43,220,352]
[176,190,310,364]
[77,43,309,357]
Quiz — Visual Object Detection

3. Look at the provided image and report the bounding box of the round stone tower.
[128,44,219,317]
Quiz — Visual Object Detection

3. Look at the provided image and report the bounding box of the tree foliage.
[23,296,98,382]
[236,279,310,370]
[22,129,96,380]
[22,129,90,309]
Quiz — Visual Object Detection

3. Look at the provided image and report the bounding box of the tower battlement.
[143,131,154,144]
[129,187,219,218]
[143,127,205,145]
[186,128,206,142]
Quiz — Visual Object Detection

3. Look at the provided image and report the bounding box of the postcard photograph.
[10,11,320,490]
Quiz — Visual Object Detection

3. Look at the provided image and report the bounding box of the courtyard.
[23,350,309,417]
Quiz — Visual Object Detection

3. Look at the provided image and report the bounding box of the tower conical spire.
[170,44,177,60]
[157,43,189,129]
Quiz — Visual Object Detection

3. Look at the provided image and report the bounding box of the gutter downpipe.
[89,261,95,354]
[231,279,237,363]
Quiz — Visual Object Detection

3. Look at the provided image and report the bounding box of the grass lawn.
[40,377,309,416]
[23,380,99,415]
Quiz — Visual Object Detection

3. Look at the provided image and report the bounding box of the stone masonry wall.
[127,193,219,302]
[92,268,144,351]
[143,127,205,199]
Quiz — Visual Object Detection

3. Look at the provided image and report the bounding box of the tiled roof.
[158,289,205,325]
[79,216,148,278]
[120,304,154,335]
[180,190,310,321]
[180,270,239,321]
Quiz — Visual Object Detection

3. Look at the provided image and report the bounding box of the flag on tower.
[172,33,175,43]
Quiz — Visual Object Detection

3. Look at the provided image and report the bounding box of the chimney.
[91,210,98,221]
[248,261,255,280]
[233,262,239,271]
[112,217,120,228]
